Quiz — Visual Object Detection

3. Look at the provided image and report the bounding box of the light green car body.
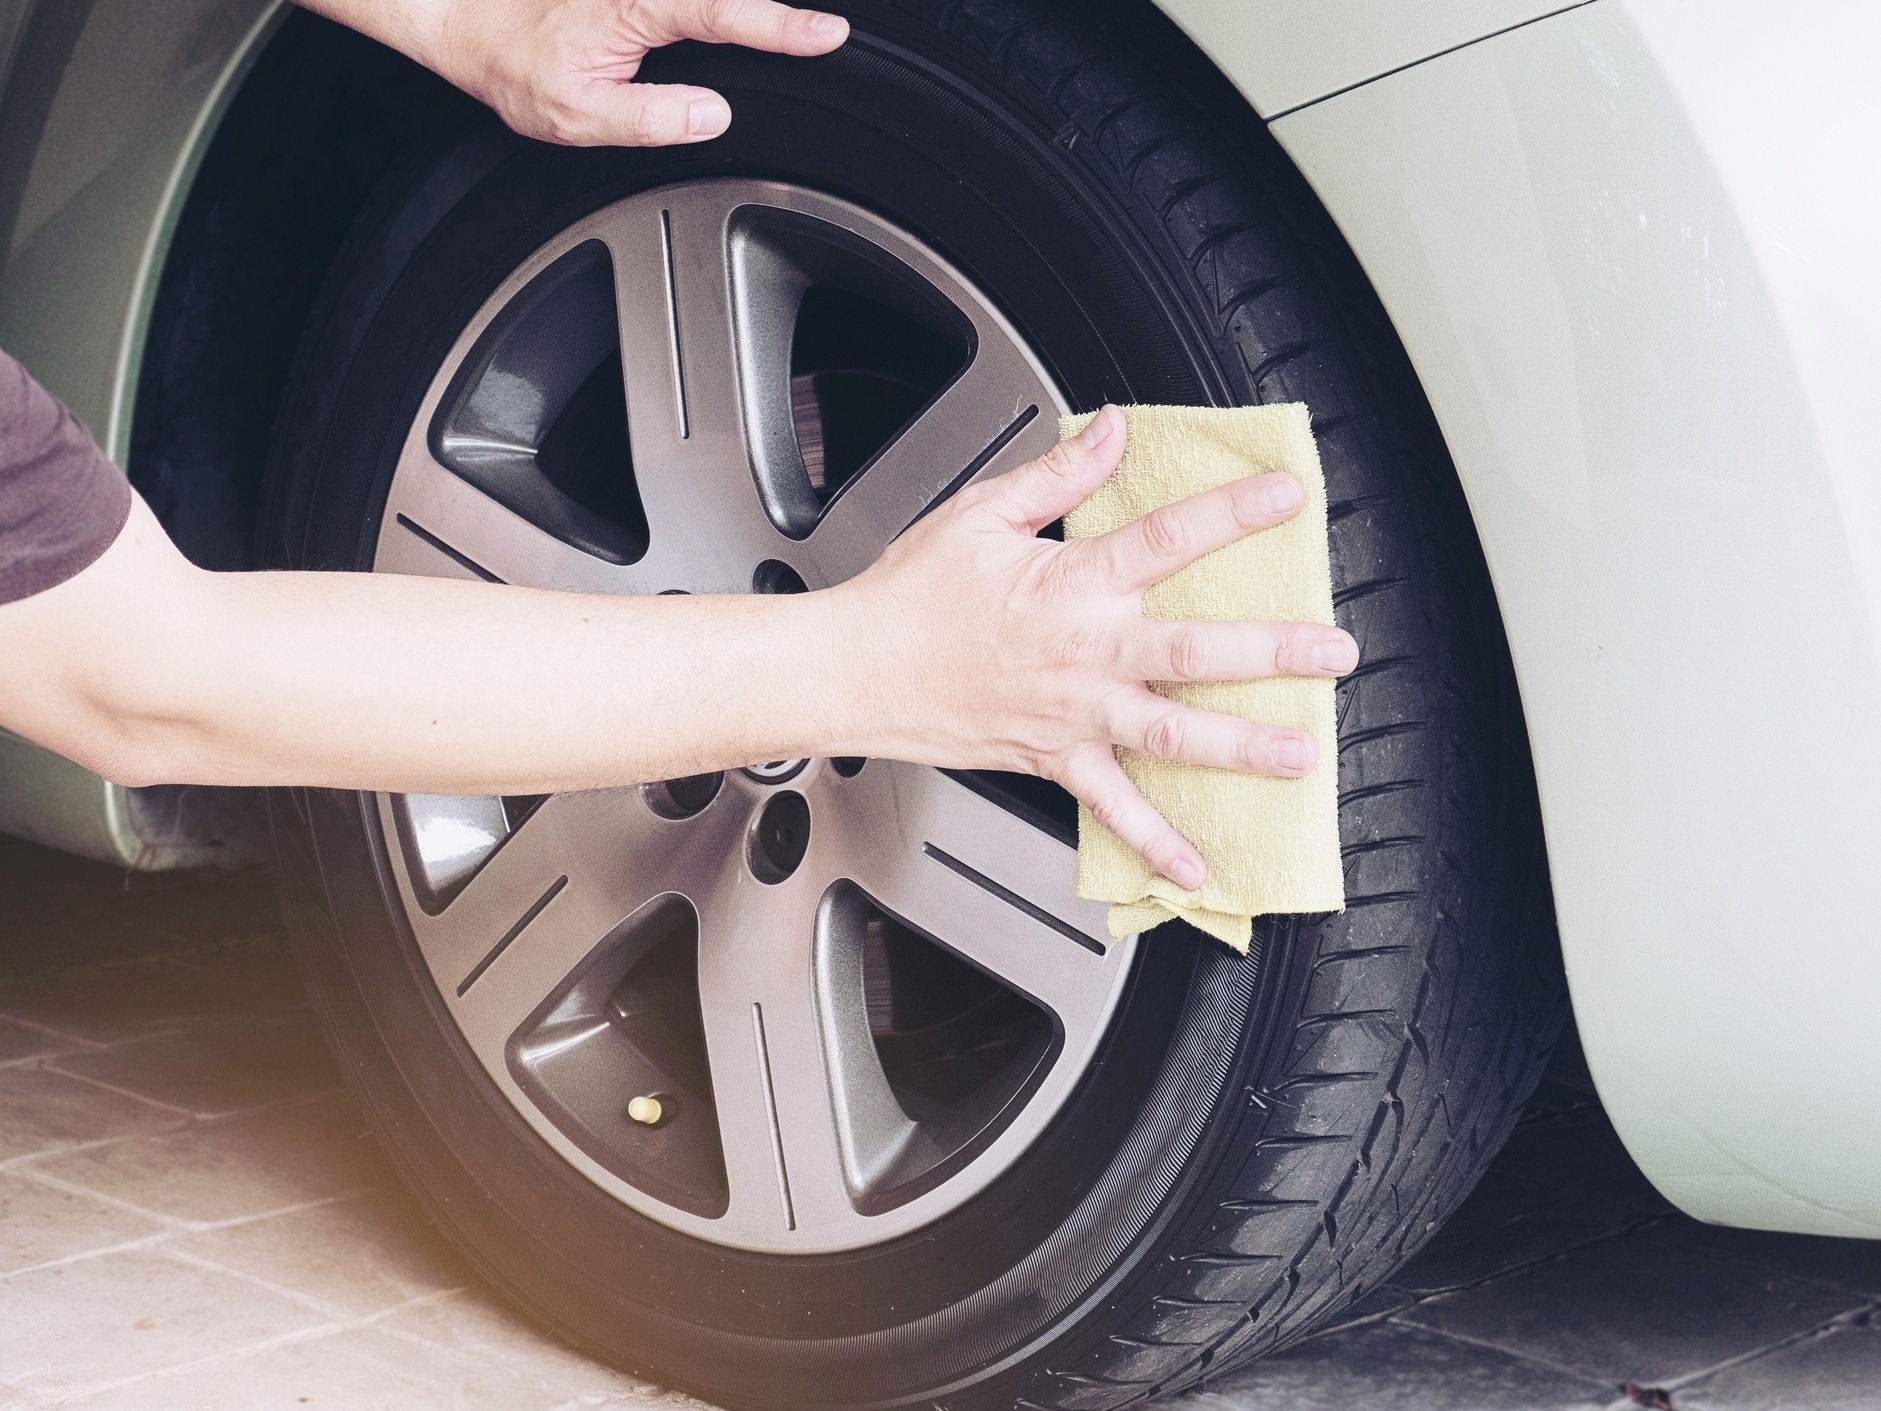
[7,0,1881,1242]
[0,0,277,866]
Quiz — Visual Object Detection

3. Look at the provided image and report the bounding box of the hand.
[305,0,850,147]
[831,405,1360,890]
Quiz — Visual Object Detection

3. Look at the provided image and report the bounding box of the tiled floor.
[3,834,1879,1410]
[0,837,704,1410]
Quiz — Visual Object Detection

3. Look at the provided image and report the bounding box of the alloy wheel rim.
[368,179,1138,1255]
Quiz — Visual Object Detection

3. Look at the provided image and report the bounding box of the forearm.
[12,504,874,794]
[135,575,864,794]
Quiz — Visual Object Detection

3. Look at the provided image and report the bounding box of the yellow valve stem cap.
[627,1095,666,1126]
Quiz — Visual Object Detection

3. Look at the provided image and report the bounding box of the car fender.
[1168,0,1881,1235]
[0,0,279,868]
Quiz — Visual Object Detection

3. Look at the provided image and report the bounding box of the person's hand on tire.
[298,0,849,147]
[832,404,1360,890]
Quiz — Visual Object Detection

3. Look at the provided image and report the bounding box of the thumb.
[575,81,732,146]
[977,405,1126,534]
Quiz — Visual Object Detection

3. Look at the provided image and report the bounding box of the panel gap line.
[394,514,504,583]
[457,876,568,997]
[921,842,1104,955]
[895,403,1040,536]
[1262,0,1599,123]
[750,1003,796,1231]
[660,208,691,440]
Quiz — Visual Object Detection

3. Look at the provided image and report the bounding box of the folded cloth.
[1062,404,1345,952]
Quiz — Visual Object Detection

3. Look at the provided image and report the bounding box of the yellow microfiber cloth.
[1062,404,1345,952]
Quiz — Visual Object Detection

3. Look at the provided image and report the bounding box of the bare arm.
[0,409,1356,888]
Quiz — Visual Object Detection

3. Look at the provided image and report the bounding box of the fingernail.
[1169,856,1205,890]
[1313,636,1358,673]
[1270,736,1314,773]
[1077,409,1113,449]
[1260,474,1304,515]
[810,12,847,39]
[688,98,730,138]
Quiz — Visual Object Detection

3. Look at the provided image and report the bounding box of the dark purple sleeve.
[0,346,133,606]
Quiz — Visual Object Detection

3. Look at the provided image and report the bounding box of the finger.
[1133,619,1359,683]
[1085,471,1305,591]
[972,405,1126,533]
[576,80,732,145]
[1112,689,1321,777]
[1058,746,1206,890]
[676,0,849,54]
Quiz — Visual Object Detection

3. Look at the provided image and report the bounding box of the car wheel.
[259,3,1561,1406]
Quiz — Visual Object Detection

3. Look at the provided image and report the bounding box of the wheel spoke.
[592,192,792,595]
[803,338,1062,585]
[690,857,853,1235]
[408,789,741,1066]
[376,443,633,593]
[814,762,1122,1022]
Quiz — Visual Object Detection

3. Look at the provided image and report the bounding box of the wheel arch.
[0,0,287,868]
[0,4,472,868]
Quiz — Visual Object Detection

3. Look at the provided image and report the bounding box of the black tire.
[260,3,1562,1406]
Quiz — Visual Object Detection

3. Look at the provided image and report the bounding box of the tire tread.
[872,2,1564,1403]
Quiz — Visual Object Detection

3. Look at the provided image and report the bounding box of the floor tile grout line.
[37,1321,351,1407]
[31,1064,214,1118]
[1322,1212,1673,1332]
[1674,1242,1881,1304]
[158,1237,468,1325]
[0,1120,195,1176]
[1382,1217,1881,1393]
[0,1228,177,1282]
[0,1014,110,1051]
[8,1163,395,1240]
[41,1009,328,1058]
[9,1007,314,1059]
[357,1284,474,1328]
[157,1242,386,1323]
[1354,1211,1677,1324]
[0,1083,373,1181]
[0,1051,80,1071]
[1655,1300,1877,1392]
[33,1059,348,1123]
[367,1303,662,1389]
[5,1166,205,1236]
[173,1184,399,1234]
[0,934,288,983]
[1387,1315,1624,1388]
